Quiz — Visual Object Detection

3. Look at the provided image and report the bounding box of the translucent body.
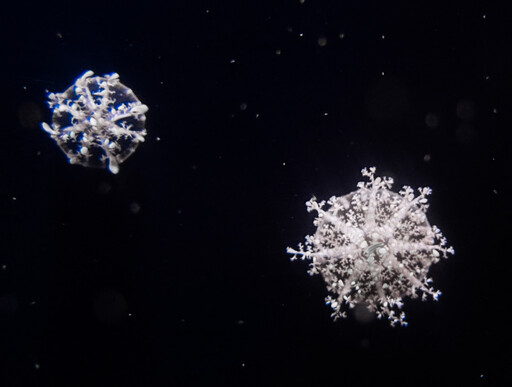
[41,70,148,174]
[287,167,454,326]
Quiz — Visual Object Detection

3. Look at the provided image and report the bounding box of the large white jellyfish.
[41,70,148,174]
[287,167,454,326]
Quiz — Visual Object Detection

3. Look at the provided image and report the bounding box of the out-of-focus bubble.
[456,123,476,145]
[425,113,439,128]
[129,202,141,214]
[93,289,128,325]
[0,294,19,317]
[456,99,475,121]
[97,182,112,195]
[18,102,43,129]
[353,303,375,324]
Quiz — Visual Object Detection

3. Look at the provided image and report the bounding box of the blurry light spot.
[339,33,345,39]
[93,290,128,325]
[318,36,327,47]
[456,99,475,121]
[456,123,476,145]
[0,294,19,316]
[129,202,141,214]
[425,113,439,128]
[424,154,431,162]
[18,102,43,129]
[240,102,248,111]
[353,303,375,324]
[97,182,112,195]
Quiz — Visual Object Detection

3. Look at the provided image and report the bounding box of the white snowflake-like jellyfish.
[287,167,454,326]
[41,70,148,174]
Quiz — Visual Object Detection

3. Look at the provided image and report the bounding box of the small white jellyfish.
[41,70,148,174]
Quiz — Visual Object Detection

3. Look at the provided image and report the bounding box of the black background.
[0,1,510,386]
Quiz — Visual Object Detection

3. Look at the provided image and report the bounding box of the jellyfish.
[41,70,148,174]
[287,167,454,326]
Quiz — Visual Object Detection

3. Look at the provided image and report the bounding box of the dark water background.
[0,1,509,386]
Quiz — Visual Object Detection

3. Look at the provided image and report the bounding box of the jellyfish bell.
[41,70,148,174]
